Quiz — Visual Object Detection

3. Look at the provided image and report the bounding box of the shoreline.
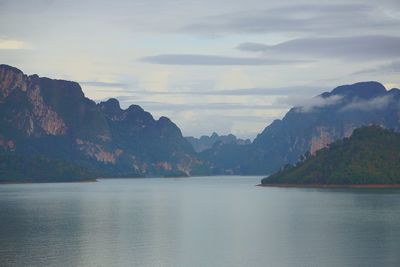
[0,179,97,185]
[257,183,400,189]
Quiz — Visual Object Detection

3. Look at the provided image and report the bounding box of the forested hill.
[261,126,400,185]
[0,64,207,181]
[202,82,400,175]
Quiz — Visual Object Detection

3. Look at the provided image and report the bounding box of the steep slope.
[186,132,250,152]
[202,81,400,175]
[261,126,400,185]
[0,64,206,180]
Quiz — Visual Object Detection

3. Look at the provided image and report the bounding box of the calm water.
[0,176,399,267]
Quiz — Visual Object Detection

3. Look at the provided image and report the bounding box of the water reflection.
[0,178,399,267]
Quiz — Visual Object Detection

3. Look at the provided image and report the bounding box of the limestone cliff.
[202,81,400,175]
[0,65,67,137]
[0,64,206,178]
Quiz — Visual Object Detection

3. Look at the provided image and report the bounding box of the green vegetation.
[0,65,204,180]
[0,155,95,183]
[200,82,400,175]
[262,126,400,185]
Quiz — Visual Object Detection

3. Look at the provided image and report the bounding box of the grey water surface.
[0,176,399,267]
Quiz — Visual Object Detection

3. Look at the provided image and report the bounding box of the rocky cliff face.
[0,64,205,177]
[0,65,27,99]
[0,65,68,138]
[202,81,400,175]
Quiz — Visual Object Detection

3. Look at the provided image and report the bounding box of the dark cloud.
[182,4,399,35]
[140,54,309,65]
[237,36,400,60]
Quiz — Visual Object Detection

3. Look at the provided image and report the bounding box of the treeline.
[262,126,400,185]
[0,155,95,183]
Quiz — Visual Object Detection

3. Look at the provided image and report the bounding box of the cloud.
[237,35,400,60]
[237,43,270,52]
[80,81,127,88]
[140,54,308,66]
[0,39,30,49]
[117,99,287,111]
[352,60,400,75]
[292,95,343,113]
[289,94,394,113]
[182,4,400,35]
[199,86,324,96]
[340,95,393,112]
[94,85,324,98]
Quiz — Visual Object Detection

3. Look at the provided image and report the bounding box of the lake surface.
[0,176,399,267]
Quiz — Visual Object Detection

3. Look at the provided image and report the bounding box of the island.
[260,126,400,188]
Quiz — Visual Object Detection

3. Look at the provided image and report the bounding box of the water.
[0,176,399,267]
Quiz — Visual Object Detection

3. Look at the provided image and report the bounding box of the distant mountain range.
[185,133,250,152]
[1,64,400,182]
[201,81,400,175]
[261,126,400,186]
[0,64,207,182]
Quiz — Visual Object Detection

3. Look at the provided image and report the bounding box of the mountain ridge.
[185,132,251,152]
[2,64,399,181]
[201,81,400,175]
[0,64,207,181]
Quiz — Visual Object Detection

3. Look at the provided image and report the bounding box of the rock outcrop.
[0,64,206,178]
[201,81,400,175]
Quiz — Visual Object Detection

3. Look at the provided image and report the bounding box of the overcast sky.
[1,0,399,138]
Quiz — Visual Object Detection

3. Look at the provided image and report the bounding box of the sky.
[1,0,399,139]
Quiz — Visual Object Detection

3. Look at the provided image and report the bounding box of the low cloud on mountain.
[291,95,343,113]
[340,95,394,112]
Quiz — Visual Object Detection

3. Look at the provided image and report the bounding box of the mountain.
[0,64,207,182]
[2,66,399,181]
[185,132,250,152]
[201,81,400,175]
[261,126,400,186]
